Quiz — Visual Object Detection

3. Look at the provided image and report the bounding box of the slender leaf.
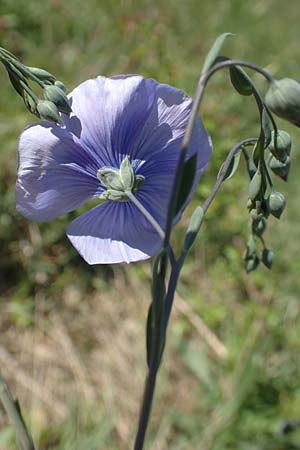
[183,206,204,252]
[218,150,241,182]
[202,32,233,74]
[229,65,253,96]
[175,153,197,217]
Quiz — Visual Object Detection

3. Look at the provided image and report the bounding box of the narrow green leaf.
[252,139,263,166]
[183,206,204,252]
[262,108,272,147]
[146,251,166,368]
[202,32,233,74]
[229,66,253,96]
[175,153,197,216]
[218,150,241,182]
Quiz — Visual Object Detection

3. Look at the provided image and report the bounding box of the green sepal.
[120,156,134,191]
[97,167,124,191]
[133,175,145,194]
[99,189,128,202]
[229,65,253,96]
[201,32,233,74]
[183,206,204,252]
[218,150,241,181]
[175,153,197,217]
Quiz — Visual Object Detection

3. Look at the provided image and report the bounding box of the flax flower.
[16,75,212,264]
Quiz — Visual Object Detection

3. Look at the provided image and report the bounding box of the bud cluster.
[244,130,290,272]
[0,47,70,125]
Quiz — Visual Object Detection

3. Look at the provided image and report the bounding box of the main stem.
[133,57,272,450]
[133,263,180,450]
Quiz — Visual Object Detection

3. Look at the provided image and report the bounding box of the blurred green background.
[1,0,300,449]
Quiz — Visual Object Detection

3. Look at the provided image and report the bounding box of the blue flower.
[16,75,212,264]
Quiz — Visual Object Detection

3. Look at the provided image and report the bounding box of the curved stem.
[201,138,258,214]
[163,59,273,249]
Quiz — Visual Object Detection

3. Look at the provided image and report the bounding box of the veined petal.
[134,117,213,229]
[63,75,158,167]
[16,123,102,221]
[67,201,162,264]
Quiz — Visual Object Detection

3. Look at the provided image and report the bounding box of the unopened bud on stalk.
[268,155,291,181]
[268,189,286,219]
[252,217,267,236]
[245,255,260,273]
[28,67,56,84]
[262,248,274,269]
[37,100,64,125]
[55,80,68,93]
[43,85,72,115]
[268,130,291,162]
[265,78,300,126]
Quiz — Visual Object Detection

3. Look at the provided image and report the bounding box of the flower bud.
[37,100,64,125]
[248,168,262,201]
[252,217,267,236]
[43,85,72,115]
[265,78,300,127]
[268,190,286,219]
[28,67,56,84]
[262,248,274,269]
[268,130,291,162]
[54,80,68,93]
[244,255,260,273]
[268,155,291,181]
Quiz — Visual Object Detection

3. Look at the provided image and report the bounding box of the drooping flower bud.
[265,78,300,126]
[268,155,291,181]
[268,189,286,219]
[244,255,260,273]
[268,130,291,162]
[36,100,64,125]
[262,248,274,269]
[43,85,72,115]
[252,217,267,236]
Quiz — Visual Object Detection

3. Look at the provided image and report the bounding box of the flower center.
[97,156,145,202]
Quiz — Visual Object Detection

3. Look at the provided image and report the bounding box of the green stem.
[126,191,165,241]
[163,59,273,251]
[0,375,35,450]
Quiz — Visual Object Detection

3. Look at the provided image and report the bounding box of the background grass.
[1,0,300,449]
